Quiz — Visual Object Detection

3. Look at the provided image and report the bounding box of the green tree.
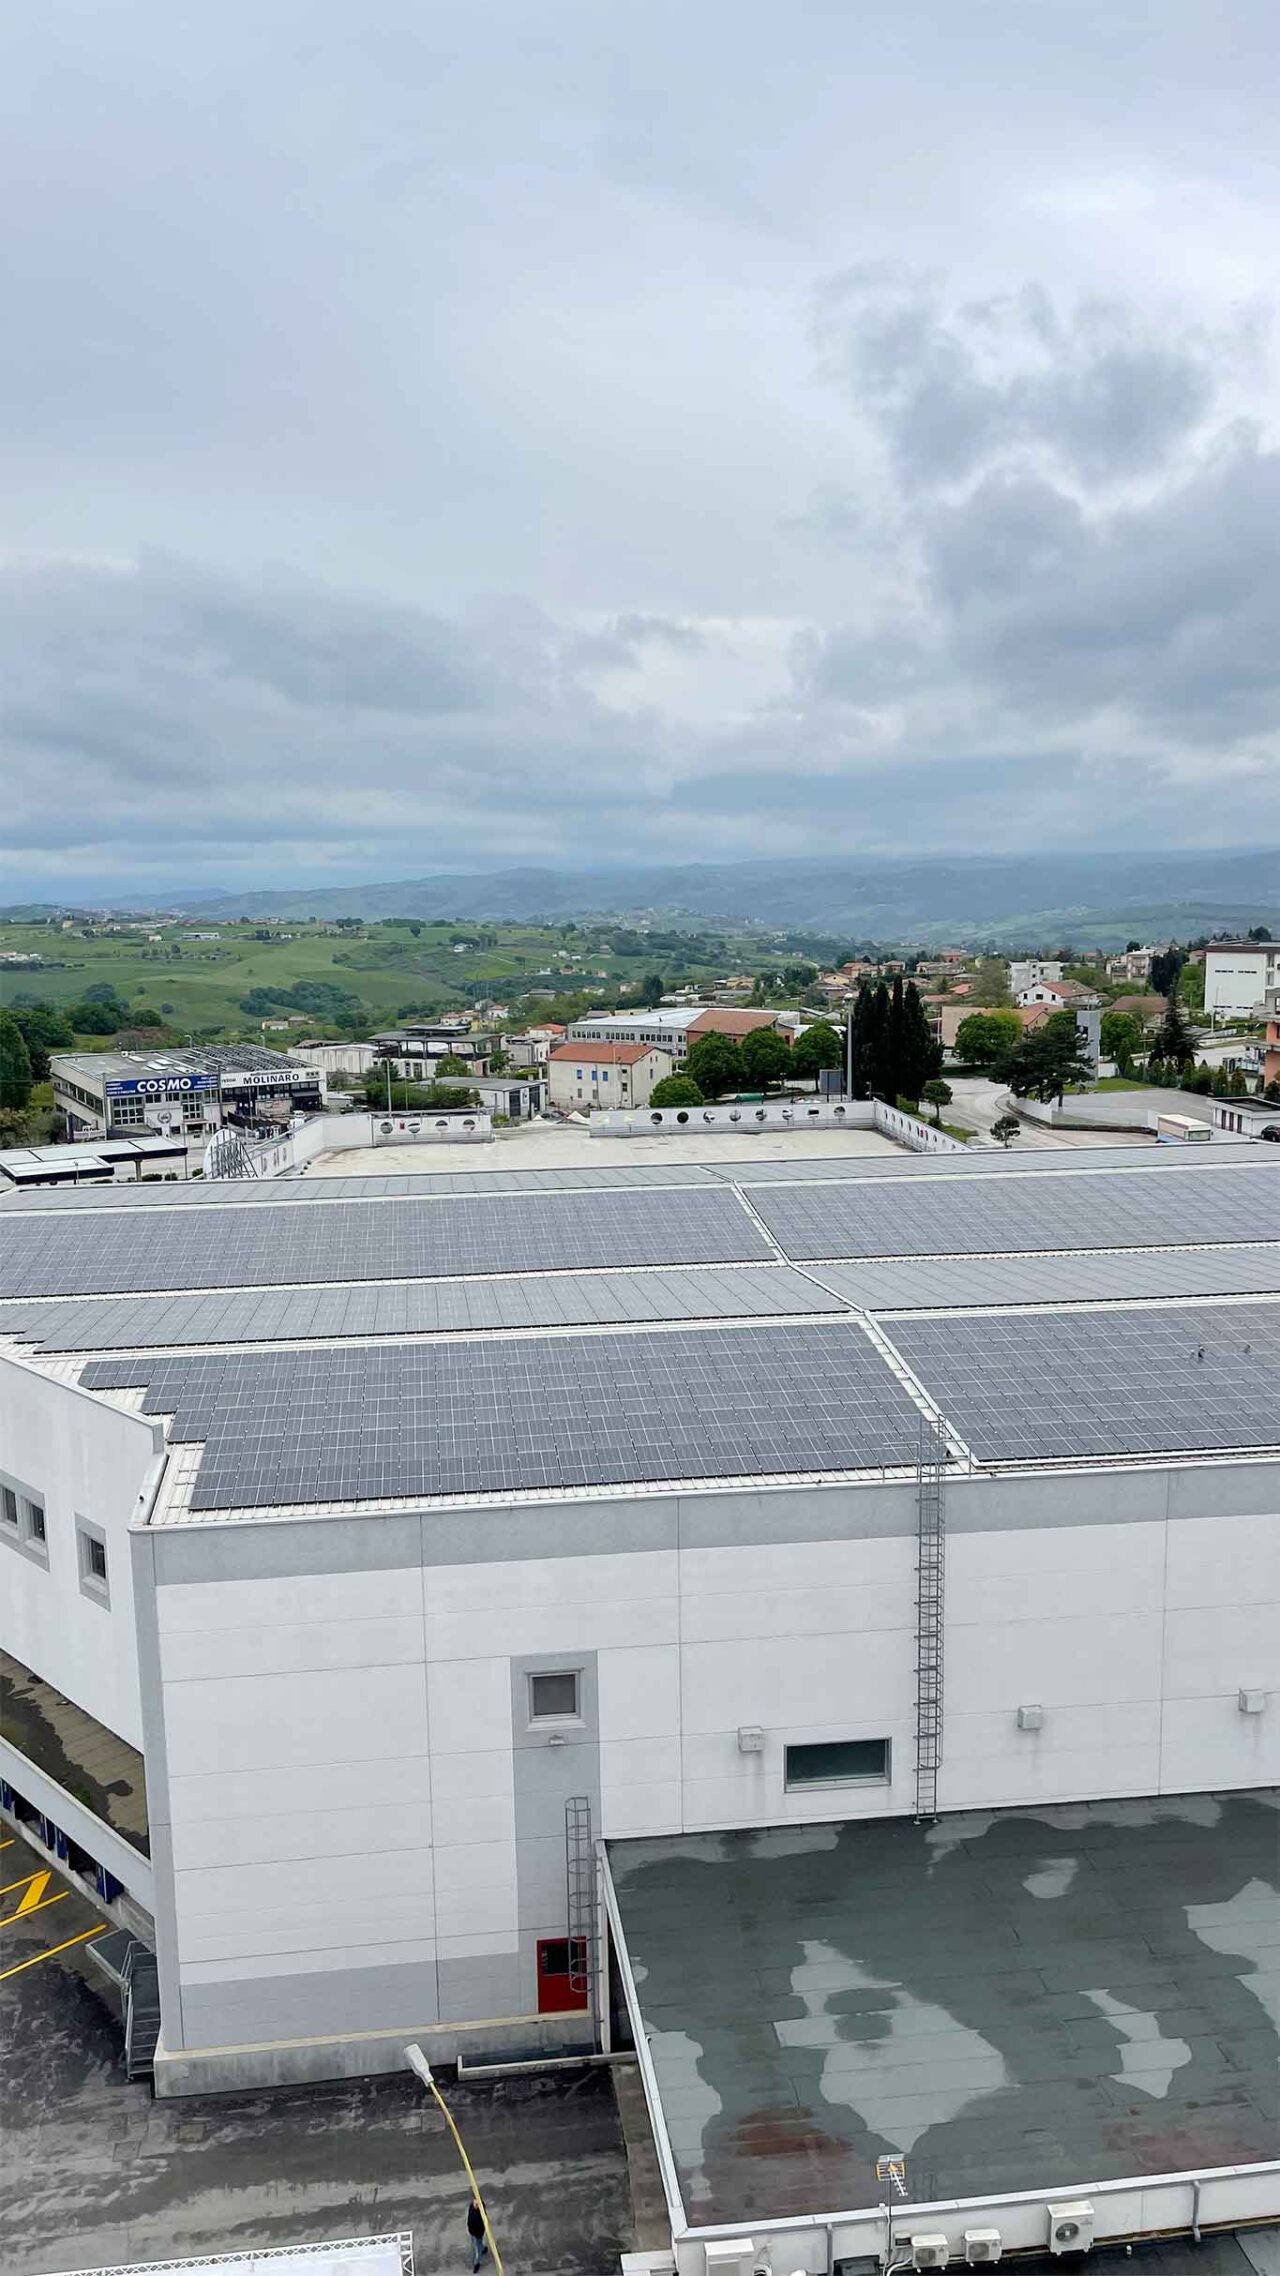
[649,1074,704,1107]
[790,1021,842,1080]
[82,982,122,1004]
[922,1077,953,1126]
[740,1025,791,1091]
[11,1003,75,1081]
[1004,1014,1095,1103]
[1178,959,1206,1013]
[954,1009,1020,1068]
[130,1006,165,1028]
[436,1053,472,1076]
[898,980,941,1101]
[991,1113,1021,1147]
[1149,947,1184,998]
[685,1031,744,1098]
[1154,992,1196,1069]
[863,981,894,1102]
[639,973,666,1008]
[70,1000,122,1034]
[971,957,1014,1008]
[0,1013,34,1110]
[1247,924,1272,941]
[1100,1010,1145,1067]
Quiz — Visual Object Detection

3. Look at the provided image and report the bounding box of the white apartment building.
[1008,958,1064,993]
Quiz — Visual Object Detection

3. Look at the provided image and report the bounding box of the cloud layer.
[2,1,1278,894]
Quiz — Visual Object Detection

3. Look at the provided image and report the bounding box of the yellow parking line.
[0,1838,13,1851]
[0,1868,50,1901]
[0,1890,68,1929]
[0,1927,98,1982]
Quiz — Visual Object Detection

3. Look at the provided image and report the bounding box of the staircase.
[121,1943,162,2081]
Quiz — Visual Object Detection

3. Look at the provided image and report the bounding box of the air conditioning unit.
[1048,2204,1095,2255]
[911,2237,950,2270]
[703,2242,756,2276]
[964,2232,1002,2264]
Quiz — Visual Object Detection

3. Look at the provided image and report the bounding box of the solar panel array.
[0,1264,839,1352]
[0,1184,771,1296]
[888,1301,1280,1462]
[816,1244,1280,1312]
[750,1164,1280,1259]
[80,1321,927,1507]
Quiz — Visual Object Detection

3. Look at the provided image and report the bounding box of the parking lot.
[1,1852,631,2276]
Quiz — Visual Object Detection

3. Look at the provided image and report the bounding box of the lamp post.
[403,2045,503,2276]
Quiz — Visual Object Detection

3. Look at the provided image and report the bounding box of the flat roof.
[608,1791,1280,2227]
[47,2237,413,2276]
[1,1144,1278,1518]
[50,1045,301,1082]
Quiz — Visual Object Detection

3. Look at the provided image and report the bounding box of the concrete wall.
[134,1460,1280,2078]
[0,1353,161,1747]
[592,1099,968,1150]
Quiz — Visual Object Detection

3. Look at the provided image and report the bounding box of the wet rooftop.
[608,1792,1280,2227]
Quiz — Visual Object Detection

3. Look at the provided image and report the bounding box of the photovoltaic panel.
[887,1299,1280,1462]
[0,1263,840,1351]
[750,1164,1280,1261]
[78,1320,926,1506]
[816,1244,1280,1311]
[0,1184,771,1297]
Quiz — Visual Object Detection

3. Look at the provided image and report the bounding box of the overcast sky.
[3,0,1279,898]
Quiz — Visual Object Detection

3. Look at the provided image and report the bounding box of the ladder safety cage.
[914,1414,947,1822]
[565,1795,596,1998]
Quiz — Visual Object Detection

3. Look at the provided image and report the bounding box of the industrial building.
[51,1045,325,1149]
[1,1141,1278,2265]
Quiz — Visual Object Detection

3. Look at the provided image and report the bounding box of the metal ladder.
[914,1416,947,1821]
[565,1795,596,2002]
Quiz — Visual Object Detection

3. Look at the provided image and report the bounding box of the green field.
[0,917,775,1041]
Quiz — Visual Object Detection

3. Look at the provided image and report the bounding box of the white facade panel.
[0,1355,158,1747]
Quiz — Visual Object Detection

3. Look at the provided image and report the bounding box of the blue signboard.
[105,1073,217,1097]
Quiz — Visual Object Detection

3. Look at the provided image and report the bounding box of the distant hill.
[4,850,1277,945]
[172,850,1280,945]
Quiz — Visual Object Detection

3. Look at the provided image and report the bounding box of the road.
[944,1077,1154,1150]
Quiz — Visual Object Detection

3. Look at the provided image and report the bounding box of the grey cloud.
[818,268,1226,491]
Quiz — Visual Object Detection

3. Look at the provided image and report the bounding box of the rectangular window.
[24,1500,46,1543]
[77,1521,110,1604]
[1,1486,17,1527]
[528,1669,581,1722]
[785,1738,890,1789]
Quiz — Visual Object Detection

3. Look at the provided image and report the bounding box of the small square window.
[529,1670,580,1722]
[25,1501,46,1543]
[1,1486,17,1528]
[87,1536,108,1582]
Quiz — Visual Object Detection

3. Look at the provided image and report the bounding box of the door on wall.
[536,1937,589,2013]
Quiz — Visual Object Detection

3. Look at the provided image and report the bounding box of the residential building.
[921,999,970,1052]
[1204,941,1280,1017]
[1009,958,1064,993]
[547,1039,674,1108]
[505,1024,565,1070]
[1109,994,1167,1027]
[371,1031,493,1079]
[1013,978,1099,1011]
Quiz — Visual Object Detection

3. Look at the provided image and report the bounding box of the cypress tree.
[886,977,907,1105]
[846,982,873,1099]
[865,982,893,1102]
[899,980,941,1102]
[0,1013,33,1111]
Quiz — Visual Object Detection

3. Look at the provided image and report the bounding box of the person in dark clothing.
[467,2197,490,2271]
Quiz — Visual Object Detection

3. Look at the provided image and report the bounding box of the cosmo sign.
[105,1073,217,1098]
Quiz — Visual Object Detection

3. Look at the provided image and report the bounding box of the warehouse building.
[1,1143,1279,2261]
